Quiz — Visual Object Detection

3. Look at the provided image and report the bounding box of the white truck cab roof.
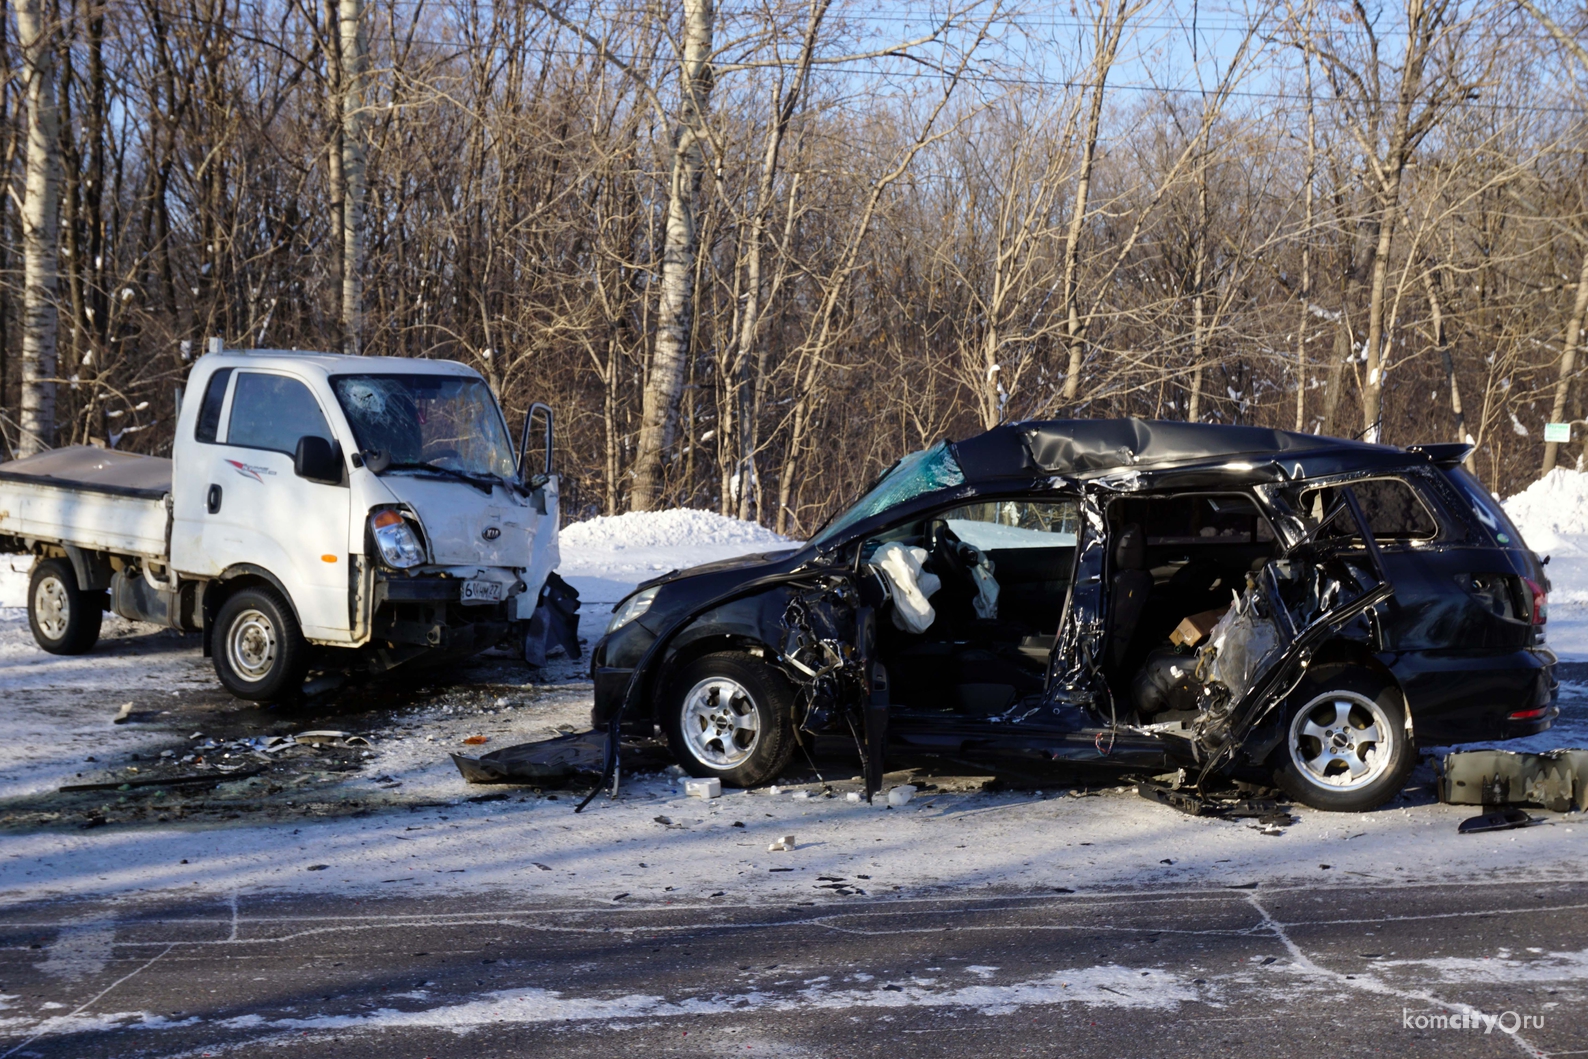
[201,349,484,380]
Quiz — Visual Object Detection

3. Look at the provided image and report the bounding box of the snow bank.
[561,508,791,554]
[1503,468,1588,558]
[1504,468,1588,654]
[558,509,794,614]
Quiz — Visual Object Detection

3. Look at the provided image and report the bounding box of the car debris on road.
[1438,748,1588,813]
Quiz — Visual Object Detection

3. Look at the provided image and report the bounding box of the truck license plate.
[460,579,504,604]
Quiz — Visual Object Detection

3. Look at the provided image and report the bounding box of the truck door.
[189,370,352,642]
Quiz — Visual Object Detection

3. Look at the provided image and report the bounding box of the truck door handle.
[207,484,223,514]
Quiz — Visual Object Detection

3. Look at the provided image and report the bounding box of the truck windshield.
[811,440,966,546]
[331,374,517,481]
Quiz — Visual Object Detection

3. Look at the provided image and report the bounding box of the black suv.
[591,420,1556,811]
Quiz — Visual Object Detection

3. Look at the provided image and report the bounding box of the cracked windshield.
[331,373,517,480]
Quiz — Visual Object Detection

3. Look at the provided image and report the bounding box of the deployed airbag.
[869,542,942,634]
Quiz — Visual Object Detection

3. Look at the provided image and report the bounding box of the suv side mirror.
[294,435,343,484]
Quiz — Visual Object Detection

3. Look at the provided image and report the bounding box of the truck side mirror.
[518,402,554,483]
[294,435,343,484]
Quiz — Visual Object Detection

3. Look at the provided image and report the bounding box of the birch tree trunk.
[339,0,367,355]
[629,0,713,511]
[1421,263,1474,471]
[1541,248,1588,473]
[1296,9,1316,432]
[1058,0,1130,406]
[14,0,60,456]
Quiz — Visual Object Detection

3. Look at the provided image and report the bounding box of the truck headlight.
[370,509,425,568]
[607,587,658,633]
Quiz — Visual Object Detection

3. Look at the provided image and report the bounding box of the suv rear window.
[1442,466,1522,547]
[1302,477,1439,542]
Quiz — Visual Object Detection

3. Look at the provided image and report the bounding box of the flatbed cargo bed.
[0,446,171,559]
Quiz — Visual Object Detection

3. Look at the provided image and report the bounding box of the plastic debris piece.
[112,702,134,724]
[846,792,863,803]
[886,785,917,808]
[768,834,796,852]
[685,777,722,800]
[1458,808,1537,833]
[791,790,811,800]
[294,730,352,745]
[1439,749,1588,812]
[451,731,611,786]
[462,735,489,746]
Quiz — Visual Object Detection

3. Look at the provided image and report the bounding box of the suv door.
[196,370,353,641]
[1189,486,1394,772]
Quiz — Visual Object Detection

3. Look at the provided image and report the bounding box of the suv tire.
[664,651,795,788]
[1272,665,1414,812]
[27,558,104,655]
[212,586,309,701]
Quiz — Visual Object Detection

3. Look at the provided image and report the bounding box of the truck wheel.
[1271,666,1414,812]
[212,586,309,701]
[664,651,795,788]
[28,558,103,655]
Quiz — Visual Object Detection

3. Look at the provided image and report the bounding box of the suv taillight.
[1524,577,1548,626]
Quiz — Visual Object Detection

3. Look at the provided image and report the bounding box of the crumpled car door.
[1043,487,1110,710]
[1190,485,1394,777]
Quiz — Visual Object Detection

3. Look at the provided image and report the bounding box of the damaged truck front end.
[582,420,1555,812]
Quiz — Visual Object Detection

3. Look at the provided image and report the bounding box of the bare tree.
[13,0,60,455]
[338,0,367,354]
[629,0,715,510]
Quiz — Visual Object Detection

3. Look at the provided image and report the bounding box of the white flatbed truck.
[0,348,565,700]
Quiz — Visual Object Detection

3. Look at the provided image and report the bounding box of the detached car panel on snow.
[591,420,1557,811]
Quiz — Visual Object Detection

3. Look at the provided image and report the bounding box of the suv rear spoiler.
[1408,442,1474,466]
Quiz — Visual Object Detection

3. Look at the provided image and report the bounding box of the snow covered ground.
[0,483,1585,911]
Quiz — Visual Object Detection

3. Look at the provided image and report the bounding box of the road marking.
[0,943,175,1059]
[1247,892,1548,1059]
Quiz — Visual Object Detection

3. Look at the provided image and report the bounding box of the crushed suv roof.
[952,418,1386,479]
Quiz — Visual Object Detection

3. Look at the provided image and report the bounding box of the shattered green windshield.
[812,440,966,545]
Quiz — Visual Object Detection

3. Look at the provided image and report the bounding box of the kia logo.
[482,527,501,540]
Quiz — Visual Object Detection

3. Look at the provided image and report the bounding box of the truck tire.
[212,586,309,701]
[663,651,796,788]
[28,558,104,655]
[1271,665,1414,812]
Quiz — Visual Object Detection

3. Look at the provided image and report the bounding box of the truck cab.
[0,348,563,701]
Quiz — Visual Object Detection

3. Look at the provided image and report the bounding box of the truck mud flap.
[524,571,582,666]
[1438,749,1588,812]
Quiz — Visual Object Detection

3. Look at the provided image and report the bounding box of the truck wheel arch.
[203,565,302,656]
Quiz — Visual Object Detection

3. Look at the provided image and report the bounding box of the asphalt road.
[2,879,1584,1058]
